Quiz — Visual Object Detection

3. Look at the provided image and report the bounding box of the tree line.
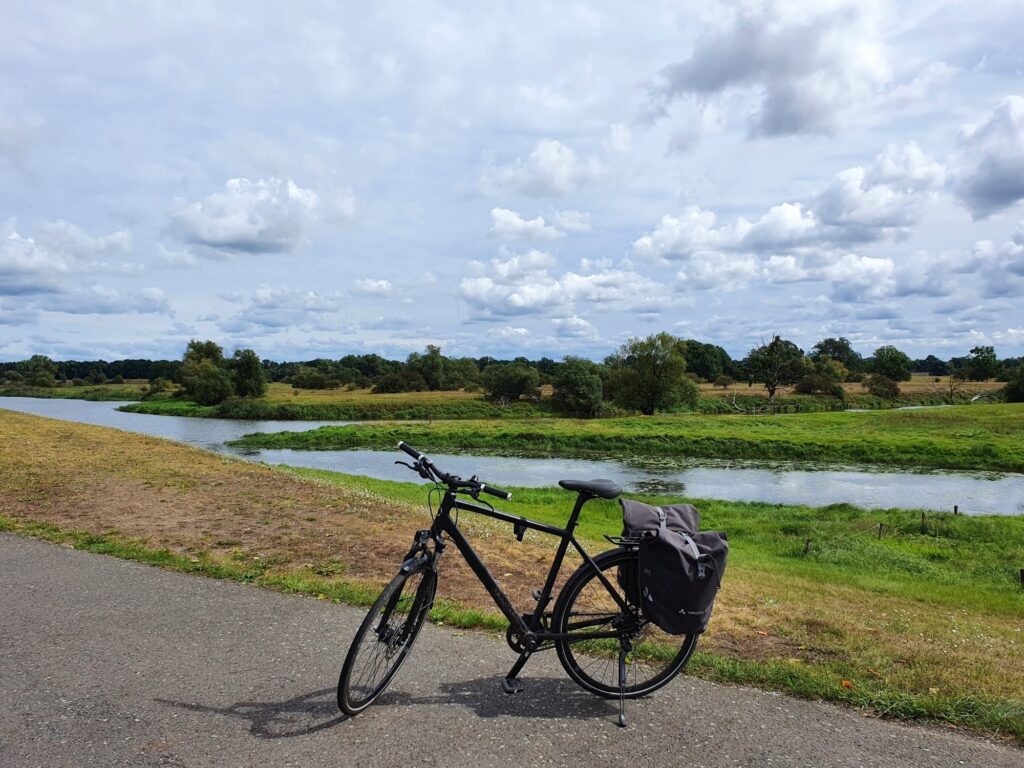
[3,335,1023,413]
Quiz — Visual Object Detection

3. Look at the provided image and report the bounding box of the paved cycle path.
[1,534,1019,768]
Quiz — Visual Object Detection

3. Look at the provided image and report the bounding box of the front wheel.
[337,566,436,715]
[553,547,698,698]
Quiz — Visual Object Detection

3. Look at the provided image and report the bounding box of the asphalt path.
[1,534,1019,768]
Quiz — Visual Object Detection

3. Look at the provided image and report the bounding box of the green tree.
[869,345,912,381]
[606,333,696,415]
[552,357,604,417]
[183,339,225,366]
[232,348,267,397]
[480,363,539,405]
[185,359,235,405]
[679,339,730,381]
[964,346,1000,381]
[180,340,233,404]
[745,335,809,402]
[810,337,863,374]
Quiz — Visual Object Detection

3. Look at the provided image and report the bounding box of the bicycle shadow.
[377,675,617,720]
[155,688,347,740]
[156,676,616,739]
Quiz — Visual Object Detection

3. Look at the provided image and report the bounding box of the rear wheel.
[337,566,436,715]
[553,547,697,698]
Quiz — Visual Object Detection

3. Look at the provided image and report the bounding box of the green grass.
[120,395,555,420]
[0,384,146,401]
[230,403,1024,473]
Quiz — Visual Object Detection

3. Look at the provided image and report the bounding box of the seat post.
[565,492,593,532]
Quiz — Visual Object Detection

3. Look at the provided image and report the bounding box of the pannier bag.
[618,499,728,635]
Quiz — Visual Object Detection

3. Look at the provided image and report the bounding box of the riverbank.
[1,408,1021,740]
[229,403,1024,473]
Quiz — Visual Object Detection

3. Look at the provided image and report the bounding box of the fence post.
[954,505,959,516]
[803,539,812,555]
[1019,568,1023,589]
[877,523,884,539]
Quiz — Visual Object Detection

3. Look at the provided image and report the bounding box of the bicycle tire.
[337,565,436,715]
[552,547,698,699]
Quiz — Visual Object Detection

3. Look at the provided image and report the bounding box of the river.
[2,396,1022,516]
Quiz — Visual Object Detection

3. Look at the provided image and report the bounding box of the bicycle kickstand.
[617,643,629,728]
[501,650,530,694]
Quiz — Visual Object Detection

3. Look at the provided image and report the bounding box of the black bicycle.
[336,442,698,726]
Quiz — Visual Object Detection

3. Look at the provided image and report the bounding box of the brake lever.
[394,460,417,470]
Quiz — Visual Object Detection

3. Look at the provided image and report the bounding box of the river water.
[3,396,1022,516]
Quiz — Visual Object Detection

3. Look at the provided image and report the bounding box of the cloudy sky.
[2,1,1023,362]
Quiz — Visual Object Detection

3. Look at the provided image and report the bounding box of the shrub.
[794,373,846,398]
[109,374,124,385]
[481,363,540,405]
[372,371,428,393]
[864,373,900,399]
[712,375,734,389]
[1004,366,1024,403]
[183,360,234,405]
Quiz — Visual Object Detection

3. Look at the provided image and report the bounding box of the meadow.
[1,408,1021,741]
[230,403,1024,473]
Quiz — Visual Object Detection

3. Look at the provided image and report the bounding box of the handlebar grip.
[397,441,422,460]
[479,483,512,501]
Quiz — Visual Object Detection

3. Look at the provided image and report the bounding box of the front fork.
[377,529,444,645]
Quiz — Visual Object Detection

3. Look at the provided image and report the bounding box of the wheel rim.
[344,570,432,708]
[557,551,696,695]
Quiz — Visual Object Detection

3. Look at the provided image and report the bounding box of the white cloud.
[489,208,562,240]
[167,177,320,255]
[460,249,666,319]
[634,141,945,263]
[953,96,1024,218]
[647,0,892,138]
[487,325,530,343]
[605,123,632,153]
[552,315,598,339]
[552,209,591,233]
[479,138,604,197]
[489,207,591,240]
[40,285,170,315]
[1,219,138,296]
[217,284,346,332]
[351,278,395,297]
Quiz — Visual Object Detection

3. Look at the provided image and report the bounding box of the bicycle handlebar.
[395,441,512,501]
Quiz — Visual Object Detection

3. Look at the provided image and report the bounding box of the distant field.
[699,373,1006,399]
[1,408,1021,740]
[231,403,1024,473]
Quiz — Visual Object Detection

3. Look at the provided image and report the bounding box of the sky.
[1,0,1023,363]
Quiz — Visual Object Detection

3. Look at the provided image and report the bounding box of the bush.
[481,363,540,405]
[712,375,734,389]
[372,371,428,394]
[290,367,339,390]
[794,373,846,398]
[109,374,125,385]
[864,373,900,399]
[1004,366,1024,403]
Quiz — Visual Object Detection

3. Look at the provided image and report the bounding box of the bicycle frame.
[415,489,633,646]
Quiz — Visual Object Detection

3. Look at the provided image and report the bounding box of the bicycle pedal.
[500,677,525,695]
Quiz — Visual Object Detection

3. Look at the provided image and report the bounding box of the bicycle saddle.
[558,479,623,499]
